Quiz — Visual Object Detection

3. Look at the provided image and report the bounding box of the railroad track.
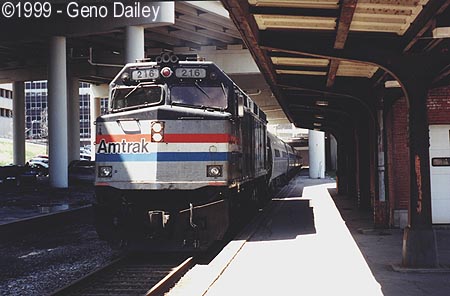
[49,254,195,296]
[46,201,267,296]
[0,205,92,243]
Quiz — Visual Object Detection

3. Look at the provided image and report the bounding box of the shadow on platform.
[249,199,316,242]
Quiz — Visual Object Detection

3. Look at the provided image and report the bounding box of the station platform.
[168,173,450,296]
[0,184,93,225]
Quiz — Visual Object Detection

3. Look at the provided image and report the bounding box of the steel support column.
[375,96,389,227]
[337,141,348,195]
[125,26,145,63]
[338,130,356,196]
[67,76,80,163]
[48,36,68,188]
[358,119,372,210]
[401,78,438,267]
[12,81,25,165]
[352,127,360,202]
[329,134,337,171]
[350,132,358,199]
[369,117,378,215]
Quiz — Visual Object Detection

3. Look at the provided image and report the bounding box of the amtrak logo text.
[97,138,149,154]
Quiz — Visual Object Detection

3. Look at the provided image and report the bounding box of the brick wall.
[385,86,450,226]
[386,96,410,218]
[427,86,450,124]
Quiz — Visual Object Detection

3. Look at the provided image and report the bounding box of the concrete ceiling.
[0,0,290,124]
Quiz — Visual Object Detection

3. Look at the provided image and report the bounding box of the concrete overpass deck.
[0,1,290,189]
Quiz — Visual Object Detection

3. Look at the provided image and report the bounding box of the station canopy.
[219,0,450,133]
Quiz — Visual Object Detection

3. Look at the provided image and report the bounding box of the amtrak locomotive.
[94,52,300,250]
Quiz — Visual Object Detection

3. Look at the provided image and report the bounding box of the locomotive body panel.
[96,106,237,190]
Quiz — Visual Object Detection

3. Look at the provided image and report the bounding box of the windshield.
[111,85,163,111]
[170,84,228,110]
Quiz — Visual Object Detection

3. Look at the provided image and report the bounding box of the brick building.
[386,86,450,226]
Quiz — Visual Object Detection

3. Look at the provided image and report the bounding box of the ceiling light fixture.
[384,80,401,88]
[432,27,450,39]
[316,100,328,107]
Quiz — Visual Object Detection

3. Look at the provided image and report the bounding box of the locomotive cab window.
[170,82,228,110]
[111,84,164,111]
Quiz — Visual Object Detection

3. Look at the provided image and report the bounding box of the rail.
[49,254,194,296]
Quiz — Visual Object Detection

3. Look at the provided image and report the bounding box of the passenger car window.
[274,149,280,157]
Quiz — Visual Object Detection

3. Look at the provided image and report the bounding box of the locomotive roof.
[123,60,215,68]
[110,58,267,123]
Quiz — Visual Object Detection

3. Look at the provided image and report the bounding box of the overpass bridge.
[0,1,290,188]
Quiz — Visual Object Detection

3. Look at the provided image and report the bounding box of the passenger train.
[94,52,301,250]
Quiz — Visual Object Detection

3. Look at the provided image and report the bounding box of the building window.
[20,80,97,139]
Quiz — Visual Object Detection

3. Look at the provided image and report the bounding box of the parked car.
[21,162,49,184]
[0,165,27,186]
[29,156,49,167]
[2,158,94,187]
[82,145,92,153]
[68,160,95,183]
[80,147,92,160]
[0,162,48,186]
[80,152,91,161]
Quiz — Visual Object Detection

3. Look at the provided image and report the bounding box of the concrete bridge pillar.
[309,130,325,179]
[125,26,145,63]
[48,36,68,188]
[12,81,25,165]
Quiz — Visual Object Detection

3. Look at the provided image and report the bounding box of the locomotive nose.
[95,110,232,190]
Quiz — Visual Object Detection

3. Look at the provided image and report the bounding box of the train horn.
[162,53,171,63]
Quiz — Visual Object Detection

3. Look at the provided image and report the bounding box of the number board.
[175,68,206,78]
[132,69,160,80]
[432,157,450,166]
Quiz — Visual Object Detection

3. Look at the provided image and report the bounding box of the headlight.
[98,166,113,178]
[207,165,223,178]
[152,133,163,142]
[151,121,164,142]
[152,122,163,133]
